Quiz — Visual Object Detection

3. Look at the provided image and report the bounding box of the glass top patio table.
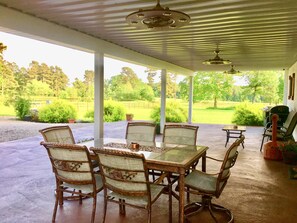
[81,138,208,223]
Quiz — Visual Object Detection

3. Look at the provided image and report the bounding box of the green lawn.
[127,107,235,124]
[0,104,15,116]
[123,103,236,124]
[192,108,235,124]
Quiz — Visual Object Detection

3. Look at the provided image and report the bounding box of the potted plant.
[279,141,297,165]
[126,113,133,121]
[68,119,75,123]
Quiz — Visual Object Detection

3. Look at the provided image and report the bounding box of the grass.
[124,101,236,124]
[192,108,235,124]
[126,107,154,121]
[0,104,15,116]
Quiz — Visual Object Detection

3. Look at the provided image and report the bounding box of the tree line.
[0,42,284,107]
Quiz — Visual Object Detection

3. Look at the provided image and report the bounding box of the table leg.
[179,172,185,223]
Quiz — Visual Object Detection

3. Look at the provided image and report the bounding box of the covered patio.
[1,1,297,222]
[1,0,297,138]
[0,122,296,223]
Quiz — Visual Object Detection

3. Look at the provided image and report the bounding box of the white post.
[188,75,193,123]
[94,52,104,140]
[160,69,167,134]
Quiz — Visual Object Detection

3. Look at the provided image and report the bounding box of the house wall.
[287,61,297,138]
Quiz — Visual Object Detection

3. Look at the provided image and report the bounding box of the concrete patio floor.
[0,121,297,223]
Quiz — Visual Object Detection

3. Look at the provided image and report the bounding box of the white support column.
[188,75,193,123]
[94,52,104,140]
[160,69,167,134]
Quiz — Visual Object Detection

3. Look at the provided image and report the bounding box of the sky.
[0,31,148,83]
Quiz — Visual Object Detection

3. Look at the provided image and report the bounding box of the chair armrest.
[193,169,220,176]
[264,126,286,134]
[206,156,223,162]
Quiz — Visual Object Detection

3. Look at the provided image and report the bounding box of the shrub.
[14,98,31,120]
[232,102,263,126]
[84,110,94,121]
[84,101,126,122]
[150,102,187,124]
[38,100,77,123]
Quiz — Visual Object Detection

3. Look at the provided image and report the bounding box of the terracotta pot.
[126,114,133,121]
[68,119,75,123]
[263,141,283,160]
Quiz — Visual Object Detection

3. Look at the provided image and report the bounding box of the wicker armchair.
[161,124,200,199]
[40,142,103,223]
[39,125,99,202]
[162,124,199,146]
[125,122,156,146]
[91,147,171,223]
[39,125,76,144]
[184,136,245,223]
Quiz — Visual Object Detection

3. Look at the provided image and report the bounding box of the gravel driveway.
[0,116,93,142]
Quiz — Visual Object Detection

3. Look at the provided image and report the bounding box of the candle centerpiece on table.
[129,142,140,151]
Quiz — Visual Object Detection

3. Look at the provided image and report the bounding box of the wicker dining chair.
[162,124,199,146]
[184,136,245,223]
[39,125,99,202]
[162,124,200,199]
[125,121,156,146]
[40,142,103,223]
[91,147,171,223]
[39,125,76,144]
[39,125,99,169]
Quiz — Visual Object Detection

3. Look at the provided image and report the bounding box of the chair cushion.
[108,184,165,207]
[185,170,217,193]
[62,174,103,193]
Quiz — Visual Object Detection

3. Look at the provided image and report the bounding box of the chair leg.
[151,170,156,181]
[79,190,83,204]
[168,183,172,223]
[52,188,59,223]
[102,191,108,223]
[208,201,218,223]
[184,196,234,223]
[56,179,63,206]
[91,195,97,223]
[186,187,190,202]
[147,209,151,223]
[260,135,266,152]
[119,199,126,215]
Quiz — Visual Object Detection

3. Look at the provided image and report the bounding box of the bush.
[14,98,31,120]
[38,100,77,123]
[232,102,263,126]
[84,101,126,122]
[150,102,187,124]
[84,110,94,121]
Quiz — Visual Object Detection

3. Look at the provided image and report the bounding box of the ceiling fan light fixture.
[163,11,171,16]
[126,0,190,31]
[203,48,232,65]
[224,65,241,74]
[137,13,144,18]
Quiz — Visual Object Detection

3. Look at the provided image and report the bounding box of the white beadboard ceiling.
[0,0,297,72]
